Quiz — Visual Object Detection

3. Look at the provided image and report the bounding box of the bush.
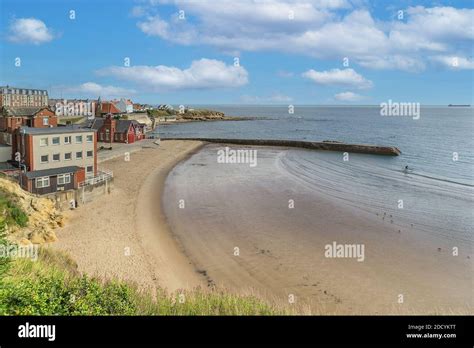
[0,190,29,228]
[0,265,138,315]
[0,245,284,316]
[8,204,28,227]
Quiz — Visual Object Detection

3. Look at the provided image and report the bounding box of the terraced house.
[12,126,97,195]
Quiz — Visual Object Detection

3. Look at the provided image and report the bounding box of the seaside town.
[0,1,472,343]
[0,85,226,208]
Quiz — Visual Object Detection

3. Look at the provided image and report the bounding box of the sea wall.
[163,138,401,156]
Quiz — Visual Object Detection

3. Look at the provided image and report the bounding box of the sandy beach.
[53,140,473,314]
[162,144,473,314]
[54,140,206,292]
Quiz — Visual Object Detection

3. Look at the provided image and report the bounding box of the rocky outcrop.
[0,177,64,244]
[178,110,226,121]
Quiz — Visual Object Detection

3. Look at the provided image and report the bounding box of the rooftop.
[87,117,145,133]
[1,86,48,94]
[2,106,52,117]
[25,166,82,179]
[100,102,122,114]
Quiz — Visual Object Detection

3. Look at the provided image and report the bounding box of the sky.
[0,0,473,105]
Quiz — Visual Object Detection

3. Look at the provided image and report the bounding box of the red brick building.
[0,106,58,145]
[0,107,57,132]
[90,115,146,144]
[96,101,122,116]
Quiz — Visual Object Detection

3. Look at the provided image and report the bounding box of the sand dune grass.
[0,245,292,315]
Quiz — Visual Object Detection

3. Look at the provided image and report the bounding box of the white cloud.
[98,58,248,91]
[430,55,474,70]
[356,55,426,72]
[241,93,293,104]
[135,2,474,72]
[9,18,54,45]
[334,91,365,102]
[395,6,474,44]
[302,68,373,89]
[64,82,135,98]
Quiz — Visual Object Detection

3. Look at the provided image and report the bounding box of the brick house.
[0,106,57,131]
[12,126,97,195]
[90,115,146,144]
[0,106,57,145]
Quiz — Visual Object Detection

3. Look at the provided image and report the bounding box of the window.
[99,133,104,141]
[64,136,71,144]
[105,130,110,141]
[86,134,93,142]
[39,138,48,146]
[75,135,83,143]
[35,177,50,188]
[65,152,72,160]
[40,155,48,163]
[86,150,93,158]
[52,153,60,162]
[86,166,94,173]
[76,151,83,159]
[57,174,71,185]
[52,137,60,145]
[43,118,49,126]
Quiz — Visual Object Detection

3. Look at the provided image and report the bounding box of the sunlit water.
[157,106,473,246]
[156,106,474,186]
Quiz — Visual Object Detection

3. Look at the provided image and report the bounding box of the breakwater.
[162,138,401,156]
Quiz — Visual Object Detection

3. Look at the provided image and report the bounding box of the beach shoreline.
[52,140,473,314]
[53,140,206,293]
[162,143,473,314]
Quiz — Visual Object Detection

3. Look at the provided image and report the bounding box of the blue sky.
[0,0,473,105]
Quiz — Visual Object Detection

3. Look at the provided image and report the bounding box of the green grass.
[0,247,283,315]
[0,188,28,228]
[0,192,282,316]
[147,109,176,117]
[0,218,11,278]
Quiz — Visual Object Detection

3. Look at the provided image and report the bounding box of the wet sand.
[163,144,473,314]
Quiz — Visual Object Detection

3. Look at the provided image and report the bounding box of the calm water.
[161,106,473,308]
[155,106,474,186]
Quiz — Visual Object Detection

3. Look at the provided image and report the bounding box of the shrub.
[0,190,29,228]
[8,204,28,227]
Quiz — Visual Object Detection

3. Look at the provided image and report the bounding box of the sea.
[156,106,473,186]
[157,106,473,244]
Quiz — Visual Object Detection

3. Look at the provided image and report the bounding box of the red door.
[127,131,135,144]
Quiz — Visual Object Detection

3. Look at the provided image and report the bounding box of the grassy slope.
[0,196,283,316]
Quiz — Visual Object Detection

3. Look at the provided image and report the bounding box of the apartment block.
[0,86,49,107]
[13,126,98,195]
